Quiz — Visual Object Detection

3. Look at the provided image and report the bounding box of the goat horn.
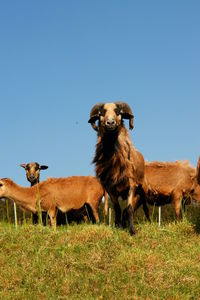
[115,101,134,130]
[88,102,104,131]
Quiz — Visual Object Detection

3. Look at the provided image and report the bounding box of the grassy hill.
[1,220,200,299]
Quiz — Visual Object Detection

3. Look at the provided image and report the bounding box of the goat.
[122,158,200,223]
[20,162,48,224]
[88,101,147,235]
[20,162,48,186]
[0,176,106,228]
[141,158,200,220]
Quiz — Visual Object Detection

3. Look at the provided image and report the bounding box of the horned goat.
[88,101,147,235]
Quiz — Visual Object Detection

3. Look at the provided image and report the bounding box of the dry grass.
[0,219,200,299]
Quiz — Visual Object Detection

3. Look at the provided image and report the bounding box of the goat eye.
[0,183,3,187]
[115,109,121,116]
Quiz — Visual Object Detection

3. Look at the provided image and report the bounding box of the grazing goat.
[20,162,48,224]
[0,176,106,227]
[88,101,147,235]
[141,158,200,220]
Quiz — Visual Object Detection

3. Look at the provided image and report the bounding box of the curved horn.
[196,156,200,184]
[88,102,104,131]
[115,101,134,130]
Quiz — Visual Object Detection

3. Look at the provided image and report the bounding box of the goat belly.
[117,186,130,200]
[102,175,130,200]
[147,190,173,206]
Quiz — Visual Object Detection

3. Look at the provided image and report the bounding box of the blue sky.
[0,0,199,186]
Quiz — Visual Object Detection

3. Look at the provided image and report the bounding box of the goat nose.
[29,174,35,179]
[105,119,116,126]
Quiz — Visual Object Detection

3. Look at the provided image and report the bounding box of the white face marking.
[104,103,117,118]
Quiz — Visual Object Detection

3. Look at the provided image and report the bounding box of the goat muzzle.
[105,118,117,131]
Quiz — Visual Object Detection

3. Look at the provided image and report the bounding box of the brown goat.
[20,162,48,224]
[0,176,106,227]
[88,101,147,235]
[124,158,200,223]
[142,158,200,220]
[20,162,48,186]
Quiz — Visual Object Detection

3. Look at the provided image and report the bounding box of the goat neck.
[93,125,134,196]
[1,179,38,213]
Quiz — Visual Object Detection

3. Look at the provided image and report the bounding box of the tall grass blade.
[36,185,42,225]
[6,199,10,223]
[85,204,91,223]
[109,207,112,226]
[151,203,156,222]
[65,213,69,227]
[23,209,26,225]
[1,199,5,222]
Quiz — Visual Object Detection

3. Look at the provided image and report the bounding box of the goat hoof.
[115,223,122,229]
[129,228,135,235]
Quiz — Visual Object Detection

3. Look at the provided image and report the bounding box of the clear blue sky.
[0,1,199,186]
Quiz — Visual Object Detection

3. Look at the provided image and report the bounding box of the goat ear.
[196,156,200,184]
[88,103,104,131]
[115,101,134,130]
[20,163,27,169]
[88,116,99,131]
[39,165,48,170]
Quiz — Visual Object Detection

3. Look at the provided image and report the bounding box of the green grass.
[1,197,200,227]
[0,199,32,225]
[0,220,200,299]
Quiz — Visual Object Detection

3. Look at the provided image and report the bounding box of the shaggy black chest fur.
[93,132,130,199]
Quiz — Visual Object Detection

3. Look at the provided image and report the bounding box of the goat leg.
[127,189,141,235]
[113,200,122,227]
[174,193,182,220]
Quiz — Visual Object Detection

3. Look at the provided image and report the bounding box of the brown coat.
[89,102,147,235]
[20,162,48,224]
[0,176,106,227]
[144,158,200,219]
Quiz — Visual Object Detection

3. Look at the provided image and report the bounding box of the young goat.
[20,162,48,186]
[0,176,106,227]
[20,162,48,224]
[88,101,147,235]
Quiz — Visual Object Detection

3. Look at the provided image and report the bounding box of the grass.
[0,219,200,299]
[0,199,32,225]
[1,197,200,227]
